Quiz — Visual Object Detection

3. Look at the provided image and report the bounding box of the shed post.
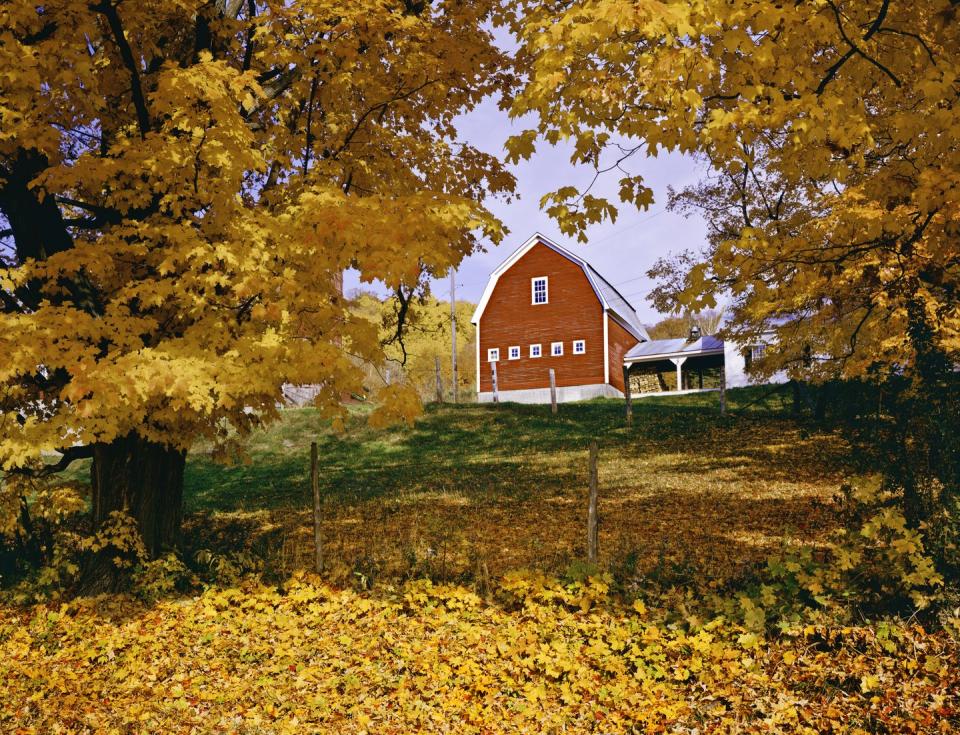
[549,368,557,414]
[622,364,633,426]
[669,356,687,392]
[587,441,599,565]
[491,362,499,403]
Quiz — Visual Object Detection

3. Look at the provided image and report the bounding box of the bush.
[729,476,946,633]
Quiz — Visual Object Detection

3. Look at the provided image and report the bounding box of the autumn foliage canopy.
[0,0,512,556]
[507,0,959,381]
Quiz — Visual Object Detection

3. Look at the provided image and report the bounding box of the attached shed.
[623,335,726,395]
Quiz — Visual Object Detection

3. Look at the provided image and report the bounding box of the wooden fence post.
[549,368,557,414]
[719,364,727,415]
[435,355,443,403]
[622,365,633,426]
[587,441,599,565]
[491,362,499,403]
[311,441,322,574]
[450,268,458,404]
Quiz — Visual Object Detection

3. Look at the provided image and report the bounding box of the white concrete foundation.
[478,383,623,404]
[635,387,720,398]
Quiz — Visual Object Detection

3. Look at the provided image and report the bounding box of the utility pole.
[450,268,458,403]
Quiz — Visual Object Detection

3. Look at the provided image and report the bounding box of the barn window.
[551,341,564,356]
[487,348,500,363]
[530,344,542,358]
[531,277,548,304]
[508,346,520,360]
[573,339,586,355]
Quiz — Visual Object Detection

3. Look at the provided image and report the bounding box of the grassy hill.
[7,389,959,734]
[179,387,850,591]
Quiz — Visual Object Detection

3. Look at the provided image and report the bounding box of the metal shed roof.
[624,335,725,363]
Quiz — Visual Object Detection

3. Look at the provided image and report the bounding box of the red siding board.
[478,243,607,392]
[607,317,637,393]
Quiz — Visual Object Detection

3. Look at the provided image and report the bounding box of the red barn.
[471,233,652,403]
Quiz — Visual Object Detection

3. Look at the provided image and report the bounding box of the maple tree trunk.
[91,432,186,558]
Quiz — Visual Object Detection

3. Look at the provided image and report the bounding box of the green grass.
[183,384,799,513]
[169,384,849,587]
[56,384,845,585]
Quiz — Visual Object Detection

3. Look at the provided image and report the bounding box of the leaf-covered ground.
[7,390,958,733]
[3,577,957,734]
[181,388,849,590]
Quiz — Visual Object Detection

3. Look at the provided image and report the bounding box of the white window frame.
[750,344,767,361]
[531,276,548,305]
[529,343,542,358]
[508,345,520,360]
[487,348,500,363]
[573,339,586,355]
[551,341,564,357]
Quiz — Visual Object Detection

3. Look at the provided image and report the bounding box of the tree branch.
[303,73,320,177]
[22,20,58,45]
[91,1,151,138]
[384,286,413,365]
[331,79,437,159]
[241,0,257,72]
[862,0,890,41]
[816,1,902,94]
[14,445,95,477]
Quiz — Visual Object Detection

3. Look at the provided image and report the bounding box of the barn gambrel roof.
[470,233,651,343]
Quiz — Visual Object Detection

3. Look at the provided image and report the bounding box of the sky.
[346,96,712,326]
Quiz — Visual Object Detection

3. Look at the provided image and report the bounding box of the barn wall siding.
[607,317,637,393]
[478,243,606,393]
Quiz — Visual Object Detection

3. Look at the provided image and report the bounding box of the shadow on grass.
[184,386,845,513]
[176,386,849,589]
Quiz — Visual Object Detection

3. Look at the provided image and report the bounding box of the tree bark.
[91,432,186,558]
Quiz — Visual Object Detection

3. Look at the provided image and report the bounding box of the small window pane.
[509,346,520,360]
[487,348,500,362]
[573,340,586,354]
[551,341,563,356]
[530,344,541,358]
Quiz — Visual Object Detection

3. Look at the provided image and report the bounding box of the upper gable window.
[531,277,548,305]
[573,339,586,355]
[487,348,500,363]
[508,346,520,360]
[551,341,564,357]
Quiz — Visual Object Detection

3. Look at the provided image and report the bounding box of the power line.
[441,209,670,298]
[587,208,667,246]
